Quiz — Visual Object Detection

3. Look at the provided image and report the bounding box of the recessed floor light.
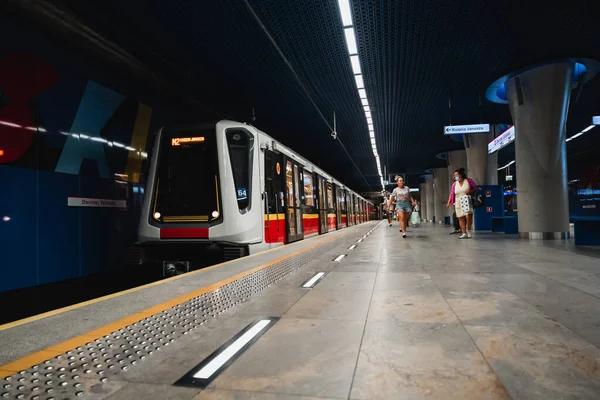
[176,318,278,387]
[333,254,346,262]
[302,272,326,288]
[348,245,357,250]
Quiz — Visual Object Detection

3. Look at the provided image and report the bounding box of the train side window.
[226,129,254,213]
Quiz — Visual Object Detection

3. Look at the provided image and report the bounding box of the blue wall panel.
[37,169,80,285]
[0,166,38,291]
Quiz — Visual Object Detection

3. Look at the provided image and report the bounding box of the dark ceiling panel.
[33,0,600,191]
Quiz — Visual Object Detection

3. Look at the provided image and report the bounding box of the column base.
[518,232,570,240]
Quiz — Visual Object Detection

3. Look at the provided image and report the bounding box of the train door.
[264,150,284,244]
[335,185,343,229]
[326,182,336,230]
[284,158,304,243]
[317,175,328,234]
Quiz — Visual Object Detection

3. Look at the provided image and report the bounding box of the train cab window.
[226,129,254,212]
[303,172,314,207]
[153,128,219,222]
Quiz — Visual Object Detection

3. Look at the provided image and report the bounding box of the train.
[137,120,374,275]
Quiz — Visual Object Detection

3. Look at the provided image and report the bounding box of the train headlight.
[212,211,219,218]
[154,212,161,220]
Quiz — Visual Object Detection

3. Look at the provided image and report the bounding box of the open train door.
[284,157,304,243]
[264,149,285,244]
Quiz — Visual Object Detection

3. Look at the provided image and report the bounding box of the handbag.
[410,211,420,227]
[471,192,485,209]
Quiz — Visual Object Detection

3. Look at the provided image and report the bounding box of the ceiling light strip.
[336,0,383,190]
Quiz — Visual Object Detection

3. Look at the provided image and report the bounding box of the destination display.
[488,125,515,154]
[444,124,490,135]
[171,136,205,146]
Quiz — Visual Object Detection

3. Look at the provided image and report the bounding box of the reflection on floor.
[100,223,600,399]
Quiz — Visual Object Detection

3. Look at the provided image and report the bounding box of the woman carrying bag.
[446,168,478,239]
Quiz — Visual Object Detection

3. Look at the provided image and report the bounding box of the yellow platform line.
[0,229,351,378]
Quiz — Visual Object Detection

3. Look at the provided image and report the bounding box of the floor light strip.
[177,318,277,387]
[333,254,346,262]
[302,272,326,288]
[348,244,357,250]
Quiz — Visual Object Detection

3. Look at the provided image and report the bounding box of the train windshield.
[153,128,220,223]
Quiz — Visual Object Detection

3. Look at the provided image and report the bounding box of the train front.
[137,121,263,275]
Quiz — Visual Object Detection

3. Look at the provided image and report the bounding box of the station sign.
[383,180,389,185]
[488,125,515,154]
[67,196,126,208]
[444,124,490,135]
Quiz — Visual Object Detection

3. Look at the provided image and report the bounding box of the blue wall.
[0,17,201,292]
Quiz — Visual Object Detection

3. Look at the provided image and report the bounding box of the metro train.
[137,120,374,274]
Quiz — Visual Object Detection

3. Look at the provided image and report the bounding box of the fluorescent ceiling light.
[358,88,367,98]
[366,117,372,124]
[350,55,362,75]
[364,105,370,112]
[344,27,358,55]
[355,74,364,89]
[303,272,326,288]
[566,132,584,142]
[369,132,375,138]
[125,146,136,151]
[193,319,272,379]
[348,244,357,250]
[365,111,371,118]
[113,142,125,148]
[91,137,108,143]
[497,160,515,170]
[368,123,373,130]
[582,125,595,133]
[337,0,353,27]
[361,99,369,106]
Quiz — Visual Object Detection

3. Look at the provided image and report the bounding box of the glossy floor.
[5,222,600,399]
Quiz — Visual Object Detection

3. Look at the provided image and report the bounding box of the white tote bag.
[459,195,472,214]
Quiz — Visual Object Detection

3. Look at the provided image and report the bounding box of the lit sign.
[444,124,490,135]
[593,116,600,125]
[0,150,4,156]
[171,137,205,146]
[506,175,513,181]
[488,125,515,154]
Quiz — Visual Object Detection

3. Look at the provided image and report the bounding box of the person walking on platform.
[384,192,394,226]
[446,168,478,239]
[390,176,416,238]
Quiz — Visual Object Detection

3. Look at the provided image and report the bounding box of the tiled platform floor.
[47,223,600,399]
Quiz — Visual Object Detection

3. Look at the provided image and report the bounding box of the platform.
[2,222,600,399]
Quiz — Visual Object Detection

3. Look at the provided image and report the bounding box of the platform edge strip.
[0,227,359,378]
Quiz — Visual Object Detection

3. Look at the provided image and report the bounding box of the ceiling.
[11,0,600,192]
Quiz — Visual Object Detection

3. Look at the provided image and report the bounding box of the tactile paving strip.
[0,226,373,399]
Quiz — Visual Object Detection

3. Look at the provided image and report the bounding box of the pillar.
[425,175,435,222]
[506,62,572,239]
[464,131,499,185]
[419,183,427,222]
[433,168,448,224]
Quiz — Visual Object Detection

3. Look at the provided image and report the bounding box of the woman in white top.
[446,168,478,239]
[388,176,416,238]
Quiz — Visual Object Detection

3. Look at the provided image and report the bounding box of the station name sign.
[67,196,127,209]
[488,125,515,154]
[443,124,490,135]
